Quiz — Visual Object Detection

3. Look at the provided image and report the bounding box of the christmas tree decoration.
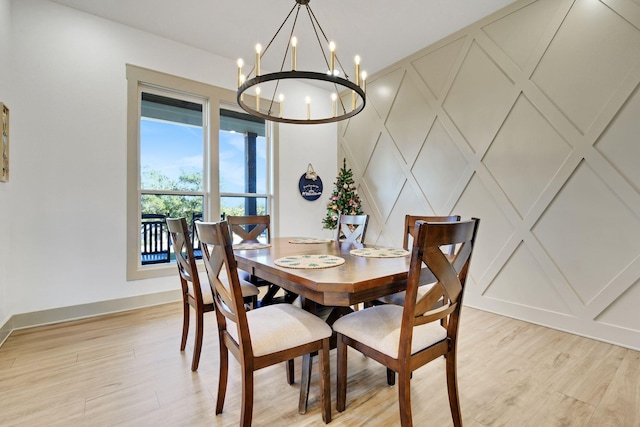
[322,158,364,230]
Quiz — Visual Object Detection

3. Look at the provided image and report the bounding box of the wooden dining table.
[233,237,439,414]
[233,237,433,306]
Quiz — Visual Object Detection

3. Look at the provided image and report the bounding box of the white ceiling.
[49,0,518,76]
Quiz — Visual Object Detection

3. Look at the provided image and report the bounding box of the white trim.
[0,290,181,348]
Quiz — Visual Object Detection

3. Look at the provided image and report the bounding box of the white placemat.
[288,237,332,244]
[233,242,271,250]
[350,247,410,258]
[274,254,345,269]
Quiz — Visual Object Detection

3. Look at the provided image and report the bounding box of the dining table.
[233,236,439,414]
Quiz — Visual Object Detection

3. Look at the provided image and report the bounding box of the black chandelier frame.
[236,0,366,125]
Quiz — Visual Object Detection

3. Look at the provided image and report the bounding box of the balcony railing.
[140,212,202,265]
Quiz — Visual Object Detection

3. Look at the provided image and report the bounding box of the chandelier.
[236,0,366,125]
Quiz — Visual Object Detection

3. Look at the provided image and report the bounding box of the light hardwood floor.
[0,302,638,426]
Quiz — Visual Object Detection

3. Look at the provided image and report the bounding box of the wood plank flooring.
[0,302,638,426]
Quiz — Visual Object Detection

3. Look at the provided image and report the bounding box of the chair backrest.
[403,215,460,251]
[191,212,203,258]
[227,215,271,244]
[400,218,480,357]
[141,213,170,264]
[196,220,254,355]
[167,217,205,304]
[336,214,369,244]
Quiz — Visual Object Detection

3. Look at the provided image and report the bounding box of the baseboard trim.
[0,316,12,348]
[0,290,181,347]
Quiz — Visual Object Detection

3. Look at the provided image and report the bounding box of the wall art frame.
[1,102,8,182]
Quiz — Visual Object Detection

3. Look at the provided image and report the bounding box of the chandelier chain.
[266,4,304,116]
[249,3,298,77]
[305,4,350,114]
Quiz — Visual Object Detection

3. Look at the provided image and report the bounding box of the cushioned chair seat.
[228,303,332,357]
[333,305,447,359]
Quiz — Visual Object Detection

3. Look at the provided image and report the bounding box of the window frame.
[126,65,278,280]
[219,104,272,219]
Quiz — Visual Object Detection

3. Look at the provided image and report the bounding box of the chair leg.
[387,368,410,385]
[397,367,413,427]
[446,349,462,427]
[240,367,254,427]
[180,301,189,351]
[286,359,295,385]
[191,310,204,371]
[319,338,331,423]
[298,353,312,414]
[215,342,228,415]
[387,368,395,386]
[336,335,347,412]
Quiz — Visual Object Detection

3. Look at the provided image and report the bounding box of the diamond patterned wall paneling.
[338,0,640,350]
[367,68,405,124]
[484,242,572,314]
[363,132,407,221]
[482,0,567,70]
[532,161,640,305]
[597,279,640,330]
[595,86,640,194]
[483,94,572,218]
[530,0,640,134]
[412,118,469,214]
[412,36,467,99]
[385,74,435,165]
[385,183,434,247]
[453,175,516,283]
[443,41,518,154]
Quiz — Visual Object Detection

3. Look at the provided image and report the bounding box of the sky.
[140,118,267,194]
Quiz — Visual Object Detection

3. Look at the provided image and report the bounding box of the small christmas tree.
[322,158,364,230]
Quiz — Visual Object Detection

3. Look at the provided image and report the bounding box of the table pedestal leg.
[297,299,353,414]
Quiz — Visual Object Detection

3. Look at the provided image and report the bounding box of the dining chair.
[166,217,259,371]
[334,218,480,427]
[196,220,333,425]
[335,213,369,244]
[376,215,461,306]
[227,214,297,306]
[366,215,462,384]
[227,214,271,243]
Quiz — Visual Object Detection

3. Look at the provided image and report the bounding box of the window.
[126,65,276,280]
[139,90,205,265]
[219,109,269,219]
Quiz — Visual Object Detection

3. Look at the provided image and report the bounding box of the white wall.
[278,124,337,240]
[6,0,336,317]
[0,0,11,328]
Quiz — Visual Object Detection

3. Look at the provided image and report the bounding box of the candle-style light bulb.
[291,36,297,71]
[237,58,244,87]
[255,43,262,76]
[278,93,284,117]
[361,71,367,93]
[331,93,337,117]
[354,55,361,86]
[255,86,261,111]
[305,96,311,120]
[329,41,336,76]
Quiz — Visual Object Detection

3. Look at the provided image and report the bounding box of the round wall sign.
[299,165,323,201]
[299,173,323,200]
